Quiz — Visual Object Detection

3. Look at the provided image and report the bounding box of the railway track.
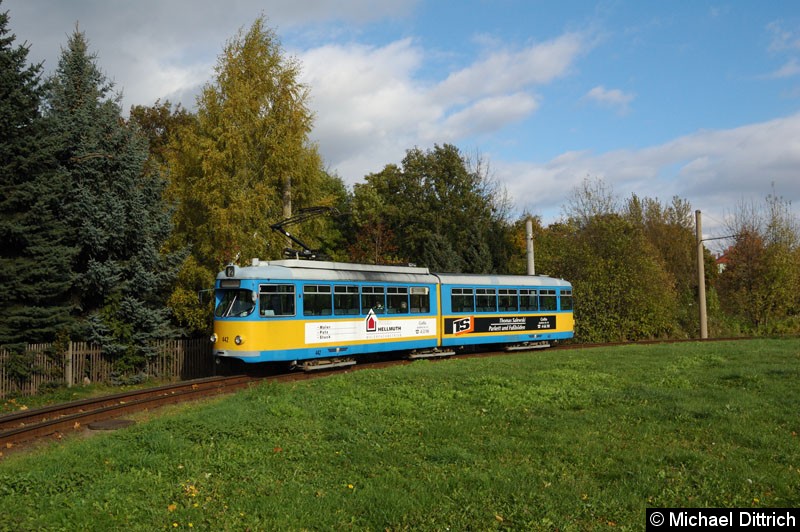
[0,359,411,452]
[0,375,260,450]
[1,337,763,454]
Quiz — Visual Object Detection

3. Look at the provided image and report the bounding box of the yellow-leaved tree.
[165,16,328,332]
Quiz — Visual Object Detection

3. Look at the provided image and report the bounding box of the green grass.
[1,339,799,530]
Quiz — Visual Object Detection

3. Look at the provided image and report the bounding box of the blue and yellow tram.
[211,259,573,366]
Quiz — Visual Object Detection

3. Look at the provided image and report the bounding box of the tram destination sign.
[445,315,556,336]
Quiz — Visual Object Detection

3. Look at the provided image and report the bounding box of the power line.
[702,211,728,228]
[697,211,735,245]
[701,234,737,243]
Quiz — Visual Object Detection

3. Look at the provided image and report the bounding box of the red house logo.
[365,310,378,333]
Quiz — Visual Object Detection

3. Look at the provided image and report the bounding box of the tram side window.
[560,289,573,311]
[259,285,295,317]
[476,288,497,312]
[410,286,430,313]
[362,286,386,314]
[334,285,360,315]
[451,288,474,313]
[387,286,409,314]
[304,285,332,316]
[540,289,557,311]
[499,289,518,312]
[520,289,538,311]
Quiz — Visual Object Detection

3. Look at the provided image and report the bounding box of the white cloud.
[497,114,800,237]
[6,0,420,111]
[7,0,589,183]
[766,57,800,79]
[299,39,438,179]
[767,20,800,52]
[584,85,635,114]
[301,33,588,180]
[437,93,539,140]
[764,21,800,80]
[433,32,585,103]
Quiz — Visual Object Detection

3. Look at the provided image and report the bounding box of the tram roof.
[218,259,570,288]
[435,273,571,288]
[218,259,439,283]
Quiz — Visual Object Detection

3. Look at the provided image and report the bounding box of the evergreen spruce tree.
[43,28,179,369]
[0,4,76,347]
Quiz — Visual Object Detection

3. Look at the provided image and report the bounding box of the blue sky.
[6,0,800,245]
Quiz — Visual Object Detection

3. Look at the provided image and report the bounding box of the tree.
[165,16,328,331]
[562,176,619,227]
[128,99,194,174]
[0,4,76,347]
[312,171,351,261]
[543,214,679,342]
[545,178,681,342]
[355,144,510,272]
[42,28,179,368]
[346,181,400,264]
[717,193,800,333]
[624,194,699,336]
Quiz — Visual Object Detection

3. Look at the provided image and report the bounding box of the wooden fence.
[0,338,214,399]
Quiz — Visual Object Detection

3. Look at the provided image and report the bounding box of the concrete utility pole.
[526,218,535,275]
[696,210,708,339]
[283,175,292,251]
[283,174,292,219]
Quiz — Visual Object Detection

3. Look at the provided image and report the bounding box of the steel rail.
[0,375,257,448]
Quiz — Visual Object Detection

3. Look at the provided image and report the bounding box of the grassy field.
[1,339,798,530]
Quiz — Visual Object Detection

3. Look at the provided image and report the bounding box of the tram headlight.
[210,334,218,344]
[234,335,244,345]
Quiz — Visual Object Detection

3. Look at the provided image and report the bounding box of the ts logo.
[452,317,474,335]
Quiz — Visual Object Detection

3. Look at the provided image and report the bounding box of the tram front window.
[215,289,256,318]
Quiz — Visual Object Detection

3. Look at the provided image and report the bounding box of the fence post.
[65,341,73,388]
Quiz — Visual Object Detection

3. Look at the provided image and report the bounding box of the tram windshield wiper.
[214,289,256,318]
